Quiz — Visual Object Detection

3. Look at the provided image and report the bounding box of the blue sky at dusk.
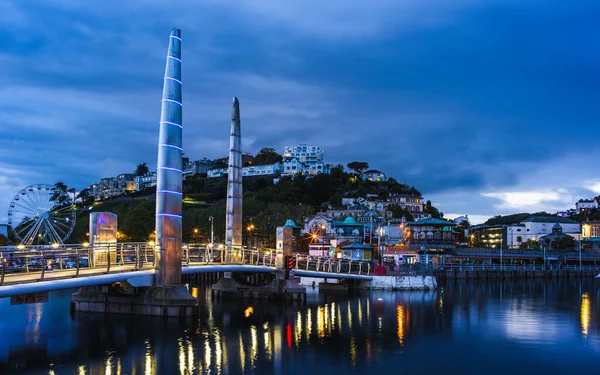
[1,1,599,224]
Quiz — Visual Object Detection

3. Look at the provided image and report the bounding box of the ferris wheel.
[7,184,76,246]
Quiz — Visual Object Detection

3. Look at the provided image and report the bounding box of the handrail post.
[25,252,30,273]
[359,262,362,275]
[106,245,111,273]
[1,251,5,286]
[367,263,371,275]
[296,256,299,269]
[40,251,46,280]
[59,249,63,270]
[348,260,352,274]
[135,245,140,270]
[75,248,81,277]
[186,246,190,265]
[120,244,125,266]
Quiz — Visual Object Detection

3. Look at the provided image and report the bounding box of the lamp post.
[378,226,384,263]
[247,223,255,248]
[208,216,214,246]
[321,224,326,258]
[579,239,582,271]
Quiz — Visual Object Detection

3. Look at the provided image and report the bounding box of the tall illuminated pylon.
[225,97,243,252]
[155,28,183,286]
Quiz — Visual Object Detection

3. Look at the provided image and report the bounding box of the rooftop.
[341,241,373,250]
[408,218,457,226]
[521,216,579,224]
[362,170,384,174]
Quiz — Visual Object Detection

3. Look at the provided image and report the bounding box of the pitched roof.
[341,241,373,250]
[362,170,384,174]
[408,218,457,226]
[521,216,579,224]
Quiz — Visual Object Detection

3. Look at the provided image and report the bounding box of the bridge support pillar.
[212,225,306,300]
[71,284,197,316]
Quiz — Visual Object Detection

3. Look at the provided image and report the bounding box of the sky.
[1,0,599,225]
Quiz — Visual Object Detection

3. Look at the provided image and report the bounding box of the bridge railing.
[293,255,371,276]
[0,243,373,285]
[0,244,151,285]
[440,262,600,272]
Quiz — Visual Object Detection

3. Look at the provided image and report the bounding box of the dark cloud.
[1,0,599,222]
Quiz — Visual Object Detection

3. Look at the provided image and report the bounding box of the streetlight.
[247,223,255,248]
[378,226,384,263]
[320,224,326,258]
[208,216,214,247]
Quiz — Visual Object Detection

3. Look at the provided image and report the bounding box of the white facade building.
[505,216,581,248]
[281,144,330,177]
[576,199,598,213]
[208,162,282,178]
[361,170,387,182]
[134,173,157,191]
[242,162,282,177]
[207,167,227,178]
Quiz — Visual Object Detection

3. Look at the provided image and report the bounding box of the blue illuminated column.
[155,28,183,286]
[225,97,243,253]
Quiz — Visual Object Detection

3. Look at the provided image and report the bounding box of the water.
[0,280,599,374]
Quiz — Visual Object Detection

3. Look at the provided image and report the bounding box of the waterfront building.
[507,216,580,247]
[539,224,575,251]
[406,218,458,263]
[303,214,367,257]
[340,241,373,261]
[470,224,504,248]
[581,221,600,251]
[576,198,598,213]
[281,144,330,177]
[361,169,387,182]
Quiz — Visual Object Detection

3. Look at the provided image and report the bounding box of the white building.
[505,216,581,248]
[361,170,387,182]
[281,144,330,178]
[207,167,227,178]
[242,162,282,177]
[207,162,282,178]
[134,172,157,191]
[387,194,429,219]
[183,158,215,179]
[576,198,598,213]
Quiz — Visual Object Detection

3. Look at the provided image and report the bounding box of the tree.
[51,182,71,205]
[77,188,95,205]
[424,200,443,219]
[347,161,369,175]
[252,148,283,165]
[388,204,414,221]
[134,162,150,177]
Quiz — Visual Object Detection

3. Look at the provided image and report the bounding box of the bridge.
[0,243,373,298]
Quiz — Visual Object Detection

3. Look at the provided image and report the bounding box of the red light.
[287,323,292,348]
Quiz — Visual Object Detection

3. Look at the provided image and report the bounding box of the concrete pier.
[212,225,306,300]
[71,284,197,316]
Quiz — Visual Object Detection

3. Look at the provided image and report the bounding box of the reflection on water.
[581,293,590,337]
[0,279,599,374]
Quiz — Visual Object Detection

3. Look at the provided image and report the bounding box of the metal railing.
[0,243,371,285]
[440,262,600,272]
